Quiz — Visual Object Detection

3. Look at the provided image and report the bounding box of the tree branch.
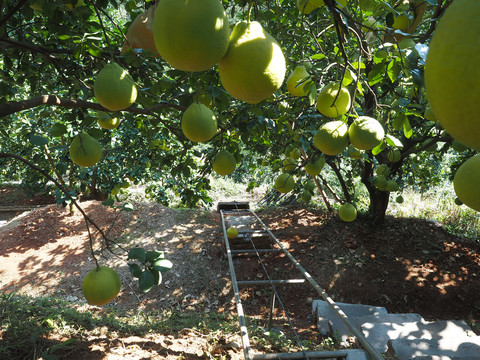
[0,0,28,28]
[0,94,186,117]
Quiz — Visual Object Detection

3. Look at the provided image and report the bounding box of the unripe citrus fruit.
[218,21,286,104]
[316,83,351,118]
[297,0,324,14]
[153,0,230,71]
[69,133,102,167]
[374,175,387,191]
[339,203,357,222]
[386,180,399,192]
[376,164,390,177]
[97,111,121,130]
[348,116,385,150]
[424,0,480,150]
[305,156,325,176]
[121,5,159,57]
[94,63,137,111]
[275,173,295,193]
[396,195,404,204]
[227,226,238,239]
[453,154,480,211]
[212,150,236,175]
[286,65,310,97]
[304,180,316,193]
[387,148,401,163]
[82,266,121,306]
[301,190,312,202]
[181,103,217,142]
[313,120,349,155]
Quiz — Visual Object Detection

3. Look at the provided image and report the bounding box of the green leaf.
[128,263,142,278]
[49,123,67,137]
[308,83,317,106]
[392,114,406,131]
[152,269,162,285]
[139,270,155,293]
[403,118,413,138]
[152,259,173,273]
[122,202,134,212]
[29,134,49,146]
[311,53,326,60]
[88,128,104,139]
[128,248,146,263]
[102,198,115,207]
[385,134,403,148]
[372,141,387,156]
[146,250,164,262]
[387,60,400,83]
[368,63,386,86]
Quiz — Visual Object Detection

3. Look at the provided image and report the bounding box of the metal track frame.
[220,209,384,360]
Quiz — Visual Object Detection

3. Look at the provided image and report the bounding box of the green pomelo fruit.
[348,116,385,150]
[82,266,121,306]
[387,148,401,162]
[121,5,159,57]
[283,157,296,172]
[424,0,480,150]
[396,195,404,204]
[97,111,121,130]
[339,203,357,222]
[181,103,217,142]
[453,154,480,211]
[305,156,325,176]
[94,63,137,111]
[376,164,390,177]
[153,0,230,71]
[69,133,103,167]
[286,65,310,97]
[218,21,286,104]
[275,173,295,193]
[213,150,236,175]
[407,177,415,185]
[386,180,399,192]
[227,227,238,239]
[313,120,349,155]
[301,190,312,202]
[304,180,316,193]
[297,0,324,14]
[374,175,387,190]
[316,82,351,118]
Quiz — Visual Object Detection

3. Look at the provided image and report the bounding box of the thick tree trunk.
[369,189,390,224]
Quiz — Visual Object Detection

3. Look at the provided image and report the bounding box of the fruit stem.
[247,1,253,23]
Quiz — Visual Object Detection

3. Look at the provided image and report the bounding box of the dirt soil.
[1,186,479,359]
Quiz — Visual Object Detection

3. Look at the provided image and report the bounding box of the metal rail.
[248,210,384,360]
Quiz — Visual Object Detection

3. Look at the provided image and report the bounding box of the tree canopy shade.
[0,0,476,224]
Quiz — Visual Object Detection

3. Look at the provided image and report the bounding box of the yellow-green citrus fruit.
[82,266,121,306]
[348,145,363,160]
[376,164,390,177]
[286,65,310,97]
[386,180,399,192]
[313,120,349,156]
[97,112,121,130]
[301,190,312,202]
[339,203,357,222]
[153,0,229,71]
[69,133,102,167]
[387,148,401,162]
[305,180,315,193]
[181,103,217,142]
[453,154,480,211]
[407,177,414,186]
[218,21,286,104]
[348,116,385,150]
[452,139,468,153]
[396,195,404,204]
[316,82,351,118]
[121,5,159,57]
[374,175,387,190]
[297,0,324,14]
[227,226,238,239]
[283,157,296,172]
[304,157,325,176]
[212,150,236,176]
[290,147,301,160]
[275,173,295,193]
[94,63,137,111]
[424,0,480,150]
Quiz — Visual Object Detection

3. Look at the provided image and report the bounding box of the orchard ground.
[0,184,479,359]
